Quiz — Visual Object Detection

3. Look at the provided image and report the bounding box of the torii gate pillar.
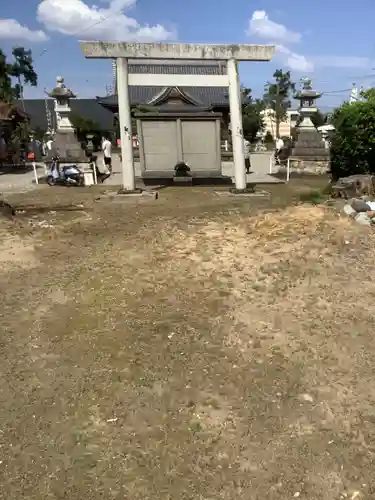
[79,42,275,192]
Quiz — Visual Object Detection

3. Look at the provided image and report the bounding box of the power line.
[36,9,124,60]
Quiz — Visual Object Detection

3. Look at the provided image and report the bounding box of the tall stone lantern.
[289,77,329,174]
[47,76,94,184]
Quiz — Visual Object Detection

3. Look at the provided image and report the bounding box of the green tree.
[69,112,100,134]
[0,50,13,102]
[263,69,295,139]
[0,47,37,103]
[10,47,37,101]
[69,112,102,146]
[360,88,375,101]
[330,100,375,180]
[311,110,326,128]
[241,87,265,142]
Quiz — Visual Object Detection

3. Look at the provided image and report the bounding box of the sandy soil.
[0,179,372,500]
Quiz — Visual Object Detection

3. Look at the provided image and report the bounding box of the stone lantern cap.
[294,77,322,100]
[48,76,76,99]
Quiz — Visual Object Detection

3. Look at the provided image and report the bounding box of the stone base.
[96,189,158,201]
[215,188,269,198]
[292,128,329,158]
[229,185,256,194]
[173,176,193,186]
[286,157,329,175]
[50,130,89,162]
[117,187,143,195]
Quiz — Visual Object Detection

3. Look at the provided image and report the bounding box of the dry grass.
[0,179,373,500]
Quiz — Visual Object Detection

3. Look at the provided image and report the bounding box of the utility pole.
[275,82,281,139]
[44,88,53,134]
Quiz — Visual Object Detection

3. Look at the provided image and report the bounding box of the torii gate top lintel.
[79,41,276,61]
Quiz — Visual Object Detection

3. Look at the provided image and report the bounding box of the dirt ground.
[0,178,373,500]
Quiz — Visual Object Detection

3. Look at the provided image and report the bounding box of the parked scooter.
[46,156,84,186]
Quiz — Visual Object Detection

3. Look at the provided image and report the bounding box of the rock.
[300,393,314,403]
[332,175,375,199]
[0,199,15,218]
[343,204,357,217]
[367,210,375,218]
[350,198,371,212]
[355,212,371,225]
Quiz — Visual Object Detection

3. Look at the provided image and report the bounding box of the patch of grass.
[299,188,327,204]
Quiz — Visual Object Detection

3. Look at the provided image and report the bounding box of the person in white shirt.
[102,136,112,174]
[275,137,284,165]
[44,136,54,155]
[276,137,284,152]
[243,138,251,174]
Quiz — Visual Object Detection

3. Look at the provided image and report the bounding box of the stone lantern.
[289,77,329,174]
[49,76,75,132]
[47,76,94,184]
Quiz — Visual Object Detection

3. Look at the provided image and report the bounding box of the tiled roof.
[0,102,28,120]
[99,61,230,107]
[98,86,229,107]
[19,99,114,131]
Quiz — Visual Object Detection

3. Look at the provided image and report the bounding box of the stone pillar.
[227,58,246,191]
[116,57,135,191]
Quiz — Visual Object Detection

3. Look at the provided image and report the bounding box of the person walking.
[102,135,112,174]
[275,136,284,165]
[244,137,251,174]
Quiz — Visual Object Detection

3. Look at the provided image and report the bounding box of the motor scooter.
[46,156,84,186]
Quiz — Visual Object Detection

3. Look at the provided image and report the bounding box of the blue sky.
[1,0,375,109]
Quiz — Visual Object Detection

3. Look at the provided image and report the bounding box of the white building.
[260,108,299,138]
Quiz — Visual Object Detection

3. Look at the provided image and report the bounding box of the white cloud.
[247,10,301,44]
[0,19,48,42]
[246,10,311,72]
[246,10,373,74]
[37,0,175,41]
[277,45,314,73]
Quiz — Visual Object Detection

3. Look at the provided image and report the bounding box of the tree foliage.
[360,88,375,102]
[311,110,326,128]
[241,87,265,142]
[69,112,100,134]
[69,112,102,147]
[263,69,295,138]
[330,100,375,180]
[0,46,37,103]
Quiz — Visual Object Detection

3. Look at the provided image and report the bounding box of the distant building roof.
[18,99,114,131]
[0,102,28,121]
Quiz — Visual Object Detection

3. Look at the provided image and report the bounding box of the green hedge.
[330,100,375,180]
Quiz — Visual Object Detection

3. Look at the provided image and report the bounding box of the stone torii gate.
[79,42,275,192]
